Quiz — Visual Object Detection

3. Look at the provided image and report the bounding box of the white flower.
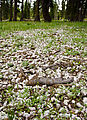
[64,100,69,105]
[51,97,56,102]
[67,92,73,96]
[38,109,42,113]
[34,118,38,120]
[76,83,80,87]
[3,101,7,106]
[64,113,70,118]
[30,111,36,115]
[0,106,4,111]
[16,78,20,83]
[59,113,63,117]
[86,108,87,113]
[72,100,75,104]
[72,114,77,119]
[59,107,65,112]
[76,103,83,108]
[64,106,69,112]
[75,109,79,113]
[40,95,44,100]
[83,97,87,105]
[72,85,75,88]
[75,117,81,120]
[40,113,44,119]
[74,76,78,81]
[68,104,72,109]
[81,89,87,96]
[29,107,36,111]
[56,103,60,109]
[23,112,30,118]
[44,110,50,116]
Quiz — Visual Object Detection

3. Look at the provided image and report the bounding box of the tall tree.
[65,0,87,21]
[61,0,65,19]
[24,0,28,19]
[23,0,30,19]
[0,0,2,21]
[13,0,17,21]
[20,0,24,21]
[42,0,51,22]
[33,1,36,18]
[9,0,13,21]
[5,0,9,19]
[79,0,87,21]
[50,0,54,19]
[2,0,5,19]
[27,2,30,19]
[34,0,40,21]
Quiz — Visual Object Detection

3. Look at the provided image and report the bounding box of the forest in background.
[0,0,87,22]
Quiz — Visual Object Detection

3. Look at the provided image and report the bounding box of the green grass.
[0,21,87,37]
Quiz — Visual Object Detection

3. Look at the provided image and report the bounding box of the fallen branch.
[62,56,87,62]
[42,62,68,70]
[26,76,74,86]
[19,68,74,86]
[52,84,72,87]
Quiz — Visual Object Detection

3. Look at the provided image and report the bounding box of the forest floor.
[0,21,87,120]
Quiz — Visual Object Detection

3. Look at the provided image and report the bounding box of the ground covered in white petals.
[0,22,87,120]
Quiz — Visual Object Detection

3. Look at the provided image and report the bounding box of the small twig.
[42,62,67,70]
[52,84,72,88]
[63,57,87,62]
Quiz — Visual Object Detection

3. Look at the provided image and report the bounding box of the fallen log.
[19,68,74,86]
[26,76,74,86]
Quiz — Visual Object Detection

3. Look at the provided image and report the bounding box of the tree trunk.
[27,3,30,19]
[66,0,87,22]
[0,0,2,21]
[34,0,40,21]
[42,0,51,22]
[6,0,9,19]
[80,0,87,21]
[20,0,24,21]
[9,0,13,21]
[13,0,17,21]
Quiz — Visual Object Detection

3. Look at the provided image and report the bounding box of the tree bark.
[13,0,17,21]
[66,0,87,21]
[20,0,24,21]
[9,0,13,21]
[80,0,87,21]
[27,3,30,19]
[0,0,2,21]
[42,0,51,22]
[34,0,40,21]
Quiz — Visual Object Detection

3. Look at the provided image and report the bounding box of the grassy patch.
[0,21,87,37]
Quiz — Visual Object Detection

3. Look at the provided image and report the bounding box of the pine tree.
[0,0,2,21]
[42,0,51,22]
[9,0,13,21]
[20,0,24,21]
[13,0,17,21]
[65,0,87,21]
[34,0,40,21]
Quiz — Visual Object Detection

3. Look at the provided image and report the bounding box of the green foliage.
[8,63,14,67]
[7,109,15,120]
[0,73,3,79]
[0,21,87,37]
[22,60,29,67]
